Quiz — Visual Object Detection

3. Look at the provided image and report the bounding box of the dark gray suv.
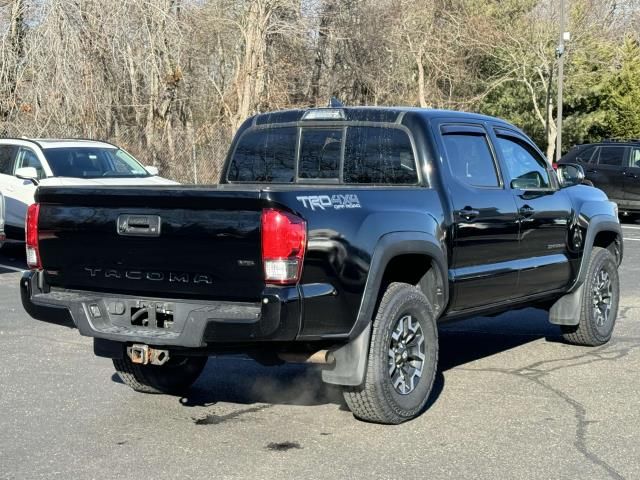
[560,140,640,216]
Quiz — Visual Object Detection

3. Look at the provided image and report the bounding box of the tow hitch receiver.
[127,344,170,366]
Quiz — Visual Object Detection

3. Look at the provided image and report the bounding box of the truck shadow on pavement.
[0,243,27,273]
[176,308,562,411]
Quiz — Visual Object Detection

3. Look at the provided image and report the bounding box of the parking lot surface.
[1,225,640,479]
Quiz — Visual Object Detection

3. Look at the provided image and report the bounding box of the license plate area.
[130,301,174,329]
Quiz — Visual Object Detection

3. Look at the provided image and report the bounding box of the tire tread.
[343,282,438,424]
[562,246,619,346]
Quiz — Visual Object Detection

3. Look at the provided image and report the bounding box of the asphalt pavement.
[1,226,640,479]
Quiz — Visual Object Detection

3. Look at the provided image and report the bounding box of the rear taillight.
[261,208,306,285]
[25,203,41,269]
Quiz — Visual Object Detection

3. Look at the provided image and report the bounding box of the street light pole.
[556,0,566,163]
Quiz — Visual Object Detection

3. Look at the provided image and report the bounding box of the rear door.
[491,128,573,296]
[588,145,627,202]
[435,122,520,311]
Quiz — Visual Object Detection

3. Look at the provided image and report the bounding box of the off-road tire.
[113,354,208,394]
[561,246,619,346]
[343,282,438,424]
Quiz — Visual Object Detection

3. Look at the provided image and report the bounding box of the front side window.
[596,146,626,166]
[496,136,551,189]
[442,133,500,188]
[16,148,46,179]
[575,146,596,163]
[43,148,149,178]
[630,147,640,168]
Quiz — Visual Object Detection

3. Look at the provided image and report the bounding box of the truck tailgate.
[36,186,268,301]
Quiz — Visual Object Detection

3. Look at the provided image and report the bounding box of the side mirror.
[15,167,39,185]
[145,166,159,176]
[510,171,545,190]
[557,163,585,188]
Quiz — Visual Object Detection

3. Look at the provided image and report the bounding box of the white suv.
[0,190,5,247]
[0,138,177,242]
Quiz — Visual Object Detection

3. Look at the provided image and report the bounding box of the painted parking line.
[622,225,640,230]
[0,263,25,273]
[624,238,640,242]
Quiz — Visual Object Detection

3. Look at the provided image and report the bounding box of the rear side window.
[442,133,499,187]
[0,145,17,174]
[596,146,626,166]
[227,127,297,182]
[344,127,417,184]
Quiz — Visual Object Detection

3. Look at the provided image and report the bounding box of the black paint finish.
[27,107,621,349]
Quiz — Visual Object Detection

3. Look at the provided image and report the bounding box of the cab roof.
[251,106,513,128]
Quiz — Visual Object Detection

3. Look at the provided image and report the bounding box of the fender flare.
[569,216,622,293]
[549,215,622,326]
[322,232,448,386]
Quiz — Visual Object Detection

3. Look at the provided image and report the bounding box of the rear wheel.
[561,247,619,346]
[343,282,438,424]
[113,353,208,394]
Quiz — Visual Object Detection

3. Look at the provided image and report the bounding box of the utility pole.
[555,0,566,163]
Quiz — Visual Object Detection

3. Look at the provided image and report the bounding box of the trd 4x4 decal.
[296,194,361,211]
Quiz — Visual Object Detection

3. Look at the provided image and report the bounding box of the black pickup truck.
[21,107,623,424]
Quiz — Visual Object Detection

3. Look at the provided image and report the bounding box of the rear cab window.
[299,129,342,180]
[226,124,418,185]
[225,127,297,183]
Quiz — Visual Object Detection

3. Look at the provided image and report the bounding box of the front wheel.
[343,282,438,424]
[561,247,620,346]
[113,353,208,394]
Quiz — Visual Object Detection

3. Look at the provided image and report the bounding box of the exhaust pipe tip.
[278,349,335,366]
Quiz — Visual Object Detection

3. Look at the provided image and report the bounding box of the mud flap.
[549,283,584,326]
[321,324,371,386]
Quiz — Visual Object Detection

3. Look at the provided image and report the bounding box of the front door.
[0,146,42,238]
[435,122,521,311]
[491,128,573,296]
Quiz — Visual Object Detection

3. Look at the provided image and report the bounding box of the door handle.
[457,207,480,222]
[519,205,535,218]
